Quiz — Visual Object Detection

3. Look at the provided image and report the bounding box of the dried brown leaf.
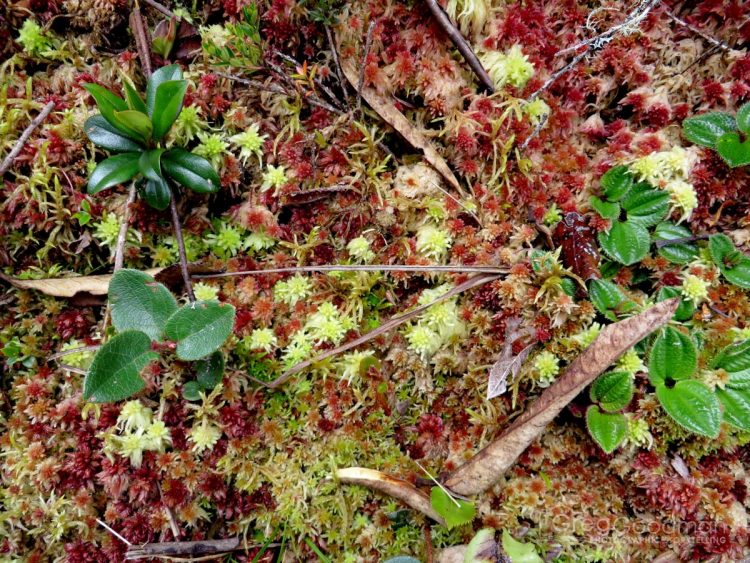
[0,268,163,298]
[445,298,679,496]
[336,467,445,524]
[487,318,536,400]
[339,58,463,194]
[553,212,601,281]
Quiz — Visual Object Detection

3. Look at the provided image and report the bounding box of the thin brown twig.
[357,20,377,114]
[114,184,137,271]
[0,101,55,177]
[665,9,732,51]
[193,264,508,280]
[141,0,179,20]
[653,233,709,249]
[48,344,101,361]
[124,538,280,559]
[273,50,345,111]
[169,196,195,303]
[129,8,153,78]
[423,0,495,93]
[325,24,350,101]
[266,273,502,388]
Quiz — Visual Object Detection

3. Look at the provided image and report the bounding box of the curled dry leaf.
[339,57,463,194]
[553,212,601,281]
[0,268,163,298]
[445,298,679,496]
[335,467,445,525]
[487,318,536,400]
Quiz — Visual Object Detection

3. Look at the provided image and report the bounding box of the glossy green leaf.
[590,196,620,220]
[142,177,172,210]
[82,83,131,137]
[709,234,750,289]
[621,184,670,227]
[87,152,140,194]
[737,102,750,135]
[109,269,178,341]
[716,132,750,168]
[588,278,626,320]
[122,79,148,114]
[716,386,750,431]
[84,115,143,152]
[600,165,633,201]
[656,286,694,322]
[682,111,736,148]
[146,64,183,116]
[712,339,750,388]
[586,406,627,453]
[151,79,187,140]
[182,380,203,401]
[83,330,158,402]
[653,222,698,264]
[162,148,220,193]
[430,486,475,530]
[501,530,544,563]
[138,148,165,181]
[590,371,633,412]
[196,351,225,390]
[597,220,650,266]
[164,301,236,361]
[112,110,153,142]
[648,327,697,385]
[656,380,721,437]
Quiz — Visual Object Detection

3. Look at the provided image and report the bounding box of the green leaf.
[151,79,187,140]
[717,386,750,431]
[712,339,750,388]
[586,406,627,453]
[82,83,133,138]
[590,196,620,220]
[83,330,158,402]
[142,177,172,210]
[737,102,750,135]
[588,278,626,320]
[597,221,650,266]
[146,64,183,116]
[84,115,144,152]
[648,327,697,385]
[162,148,220,193]
[709,234,750,289]
[656,286,694,322]
[653,222,698,264]
[182,380,202,401]
[122,79,148,114]
[716,132,750,168]
[600,165,633,201]
[196,351,225,390]
[590,371,633,412]
[112,110,153,142]
[138,148,165,181]
[621,184,670,227]
[429,486,475,530]
[464,529,498,563]
[501,530,544,563]
[109,269,178,341]
[656,380,721,437]
[682,111,736,148]
[164,301,236,361]
[87,152,140,194]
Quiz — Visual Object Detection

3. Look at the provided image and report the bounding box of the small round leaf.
[590,371,634,412]
[586,406,627,454]
[648,326,697,385]
[653,222,698,265]
[656,380,721,437]
[597,221,650,266]
[109,269,178,341]
[165,301,236,361]
[682,111,736,148]
[716,386,750,431]
[600,165,633,201]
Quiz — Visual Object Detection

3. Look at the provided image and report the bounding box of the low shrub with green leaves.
[83,65,220,210]
[682,101,750,168]
[83,270,235,402]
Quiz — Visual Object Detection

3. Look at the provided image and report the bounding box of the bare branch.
[193,264,507,280]
[0,101,55,177]
[169,196,195,303]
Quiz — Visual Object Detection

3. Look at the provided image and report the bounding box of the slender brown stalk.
[169,196,195,303]
[423,0,495,93]
[325,25,350,100]
[665,10,732,51]
[0,101,55,177]
[113,184,137,271]
[266,273,501,388]
[141,0,179,20]
[357,20,378,113]
[129,8,153,77]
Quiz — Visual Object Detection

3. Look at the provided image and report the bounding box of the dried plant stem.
[129,8,153,77]
[266,273,501,388]
[665,9,732,51]
[444,298,679,496]
[357,20,378,114]
[48,345,101,361]
[141,0,179,20]
[274,50,345,111]
[193,264,507,280]
[169,196,195,303]
[114,184,138,271]
[325,25,350,100]
[0,100,55,177]
[423,0,494,93]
